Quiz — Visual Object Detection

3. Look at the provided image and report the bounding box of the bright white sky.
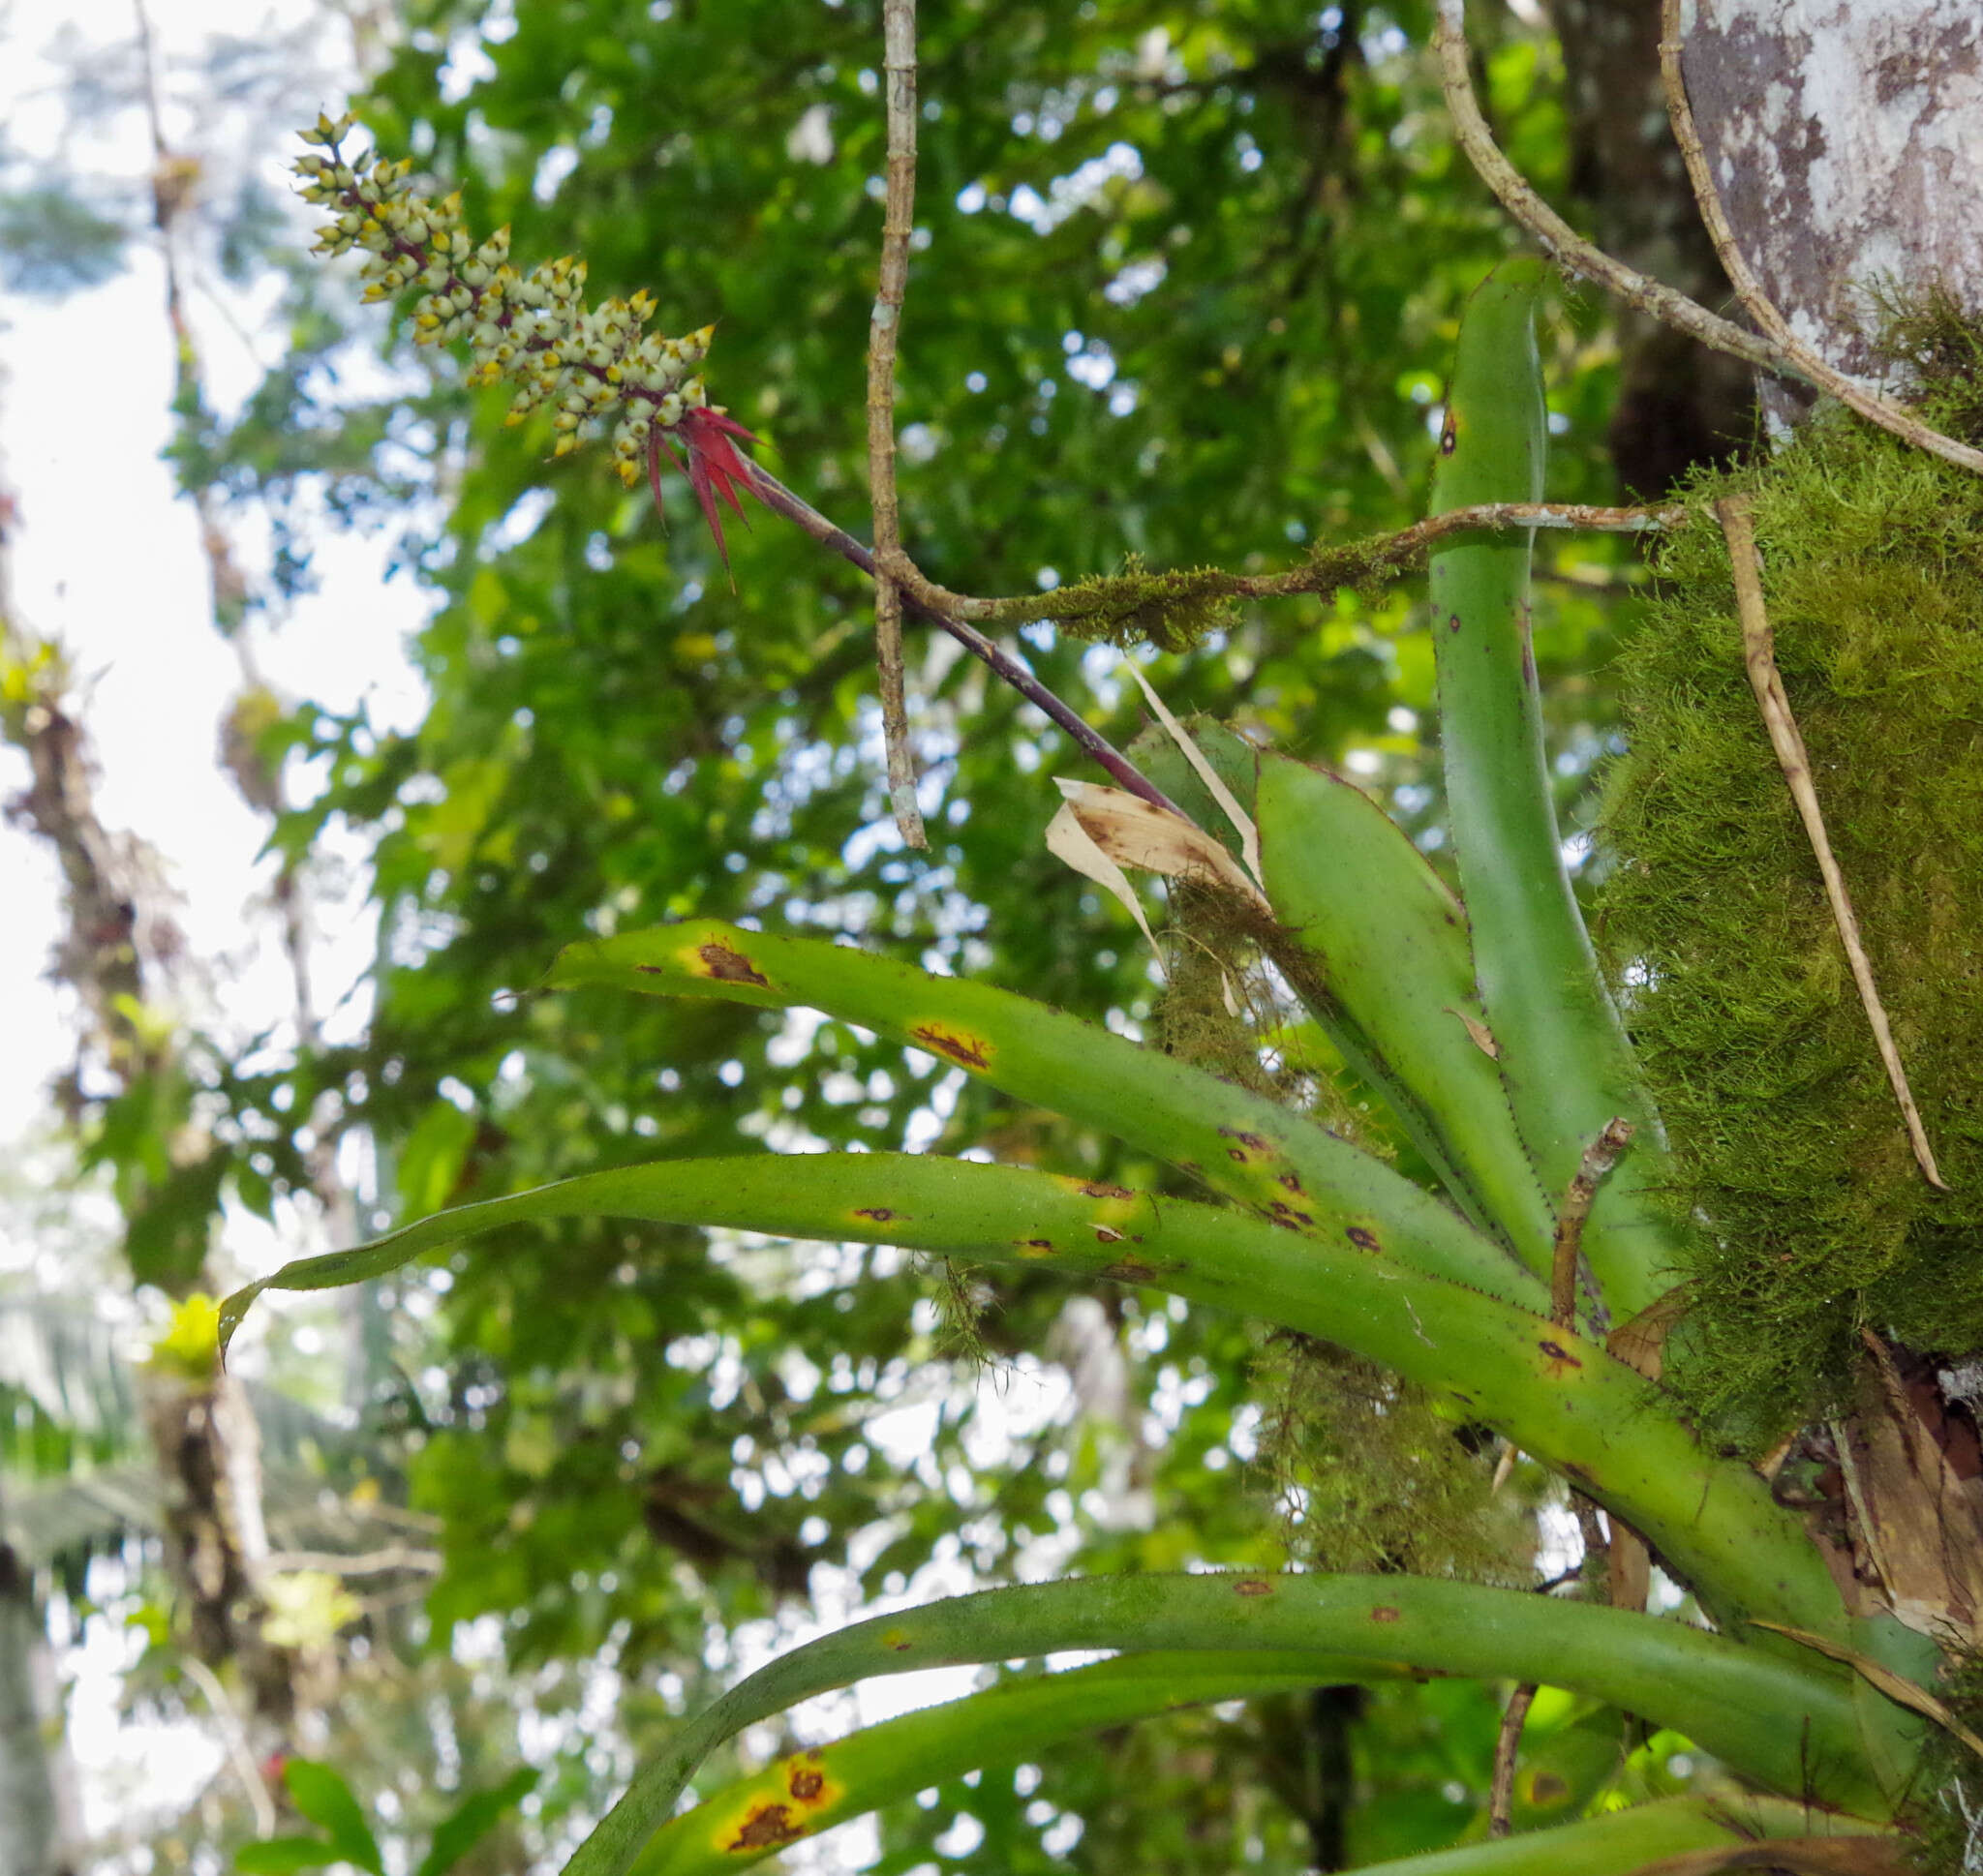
[0,0,427,1152]
[0,0,433,1844]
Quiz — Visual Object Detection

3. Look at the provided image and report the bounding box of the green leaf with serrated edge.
[282,1760,384,1875]
[219,1153,1845,1647]
[568,1575,1876,1876]
[636,1651,1395,1876]
[1333,1798,1896,1876]
[1429,261,1682,1320]
[545,920,1541,1306]
[415,1767,538,1876]
[1257,753,1557,1277]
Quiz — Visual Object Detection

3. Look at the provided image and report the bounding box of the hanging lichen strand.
[291,113,760,564]
[1599,318,1983,1446]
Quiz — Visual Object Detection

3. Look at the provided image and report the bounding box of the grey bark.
[0,1528,66,1876]
[1680,0,1983,404]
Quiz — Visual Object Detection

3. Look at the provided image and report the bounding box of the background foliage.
[1,0,1731,1867]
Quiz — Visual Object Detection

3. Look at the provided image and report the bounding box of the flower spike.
[293,118,753,572]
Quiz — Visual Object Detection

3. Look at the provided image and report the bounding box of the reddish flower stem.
[744,462,1184,818]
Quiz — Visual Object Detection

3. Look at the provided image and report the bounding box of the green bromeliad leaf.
[1428,261,1682,1322]
[1254,753,1557,1280]
[545,919,1542,1307]
[635,1652,1888,1876]
[219,1150,1846,1646]
[566,1572,1876,1876]
[635,1652,1390,1876]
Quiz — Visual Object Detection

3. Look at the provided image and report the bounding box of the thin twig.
[866,0,927,847]
[745,462,1186,816]
[1715,496,1947,1191]
[178,1654,277,1838]
[747,475,1670,823]
[880,501,1685,626]
[1550,1118,1633,1328]
[1658,0,1983,477]
[1488,1681,1536,1837]
[1436,0,1983,477]
[1432,0,1773,372]
[263,1546,443,1576]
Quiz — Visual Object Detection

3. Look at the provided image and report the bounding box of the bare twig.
[1550,1118,1634,1328]
[264,1545,442,1576]
[1488,1681,1536,1836]
[1715,497,1946,1190]
[1436,0,1983,476]
[178,1655,277,1838]
[745,461,1185,816]
[866,0,927,847]
[1431,0,1774,372]
[1658,0,1983,477]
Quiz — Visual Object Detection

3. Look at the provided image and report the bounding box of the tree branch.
[1433,0,1983,476]
[743,462,1185,816]
[866,0,927,846]
[1487,1680,1535,1837]
[879,502,1683,628]
[1550,1118,1634,1329]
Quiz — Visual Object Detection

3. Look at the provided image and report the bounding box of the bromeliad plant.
[230,111,1983,1876]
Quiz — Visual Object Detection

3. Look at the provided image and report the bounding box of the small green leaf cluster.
[291,112,714,487]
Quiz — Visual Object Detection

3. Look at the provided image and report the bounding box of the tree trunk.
[1679,0,1983,408]
[0,1524,68,1876]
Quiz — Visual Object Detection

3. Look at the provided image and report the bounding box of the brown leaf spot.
[1528,1771,1570,1804]
[1016,1237,1054,1256]
[1093,1225,1126,1244]
[1346,1225,1380,1252]
[1538,1339,1584,1372]
[1277,1172,1304,1195]
[697,941,770,988]
[1219,1128,1268,1151]
[1439,412,1458,455]
[1104,1254,1152,1282]
[788,1767,826,1802]
[729,1805,804,1851]
[910,1024,992,1071]
[1227,1147,1249,1163]
[1079,1181,1133,1199]
[1369,1605,1401,1623]
[852,1207,899,1222]
[634,963,666,975]
[1447,613,1462,633]
[1233,1577,1273,1597]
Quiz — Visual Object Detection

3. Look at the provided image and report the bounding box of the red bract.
[649,406,761,578]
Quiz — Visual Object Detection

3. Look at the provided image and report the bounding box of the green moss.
[1599,403,1983,1442]
[987,557,1243,652]
[1256,1332,1535,1584]
[1905,1646,1983,1874]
